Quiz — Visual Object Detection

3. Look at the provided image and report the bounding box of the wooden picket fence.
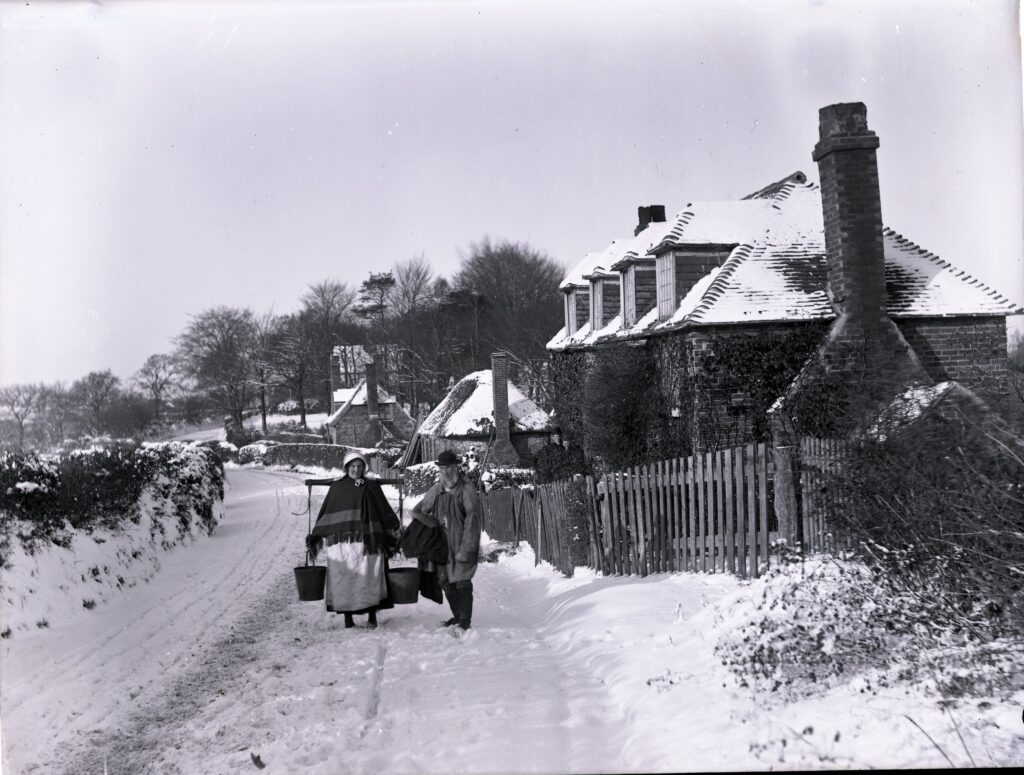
[474,438,855,581]
[366,456,405,480]
[798,437,850,554]
[593,442,776,578]
[479,481,583,576]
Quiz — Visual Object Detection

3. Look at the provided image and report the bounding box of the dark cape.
[310,476,401,613]
[310,476,400,554]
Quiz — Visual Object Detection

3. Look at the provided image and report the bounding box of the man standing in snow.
[411,450,481,630]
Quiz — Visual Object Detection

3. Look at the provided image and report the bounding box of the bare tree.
[70,370,122,434]
[0,383,46,450]
[249,310,280,436]
[452,238,564,396]
[267,311,319,428]
[301,280,357,411]
[41,381,75,445]
[132,353,180,424]
[176,306,256,431]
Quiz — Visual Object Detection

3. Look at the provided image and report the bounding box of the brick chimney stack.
[812,102,887,326]
[329,351,339,409]
[489,351,519,465]
[634,204,667,236]
[364,359,380,420]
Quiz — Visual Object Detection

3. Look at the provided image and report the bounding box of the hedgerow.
[0,442,224,556]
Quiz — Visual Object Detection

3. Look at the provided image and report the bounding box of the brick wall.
[897,316,1010,402]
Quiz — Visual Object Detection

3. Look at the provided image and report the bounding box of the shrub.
[403,462,438,496]
[478,467,534,491]
[0,442,224,551]
[236,441,280,465]
[583,344,670,471]
[820,410,1024,636]
[715,556,1024,703]
[261,443,378,471]
[557,477,592,573]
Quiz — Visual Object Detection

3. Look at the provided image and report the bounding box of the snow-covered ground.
[2,468,1021,774]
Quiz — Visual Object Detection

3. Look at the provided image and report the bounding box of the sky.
[1,0,1022,385]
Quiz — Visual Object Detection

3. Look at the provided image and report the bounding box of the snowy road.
[3,469,624,775]
[6,468,1020,774]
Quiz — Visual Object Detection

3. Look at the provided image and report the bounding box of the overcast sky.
[2,0,1022,385]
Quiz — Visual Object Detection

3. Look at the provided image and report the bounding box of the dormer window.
[588,276,621,330]
[655,246,737,320]
[564,287,590,335]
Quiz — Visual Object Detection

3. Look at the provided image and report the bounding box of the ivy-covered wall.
[549,321,829,465]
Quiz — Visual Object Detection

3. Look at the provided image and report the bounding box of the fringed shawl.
[311,477,400,555]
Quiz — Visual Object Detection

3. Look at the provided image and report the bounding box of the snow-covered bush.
[714,556,1024,704]
[236,440,280,465]
[403,462,438,496]
[476,466,534,492]
[261,443,377,471]
[819,412,1024,635]
[0,442,224,557]
[198,439,238,464]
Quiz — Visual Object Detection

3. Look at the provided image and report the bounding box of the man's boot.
[441,583,461,627]
[456,580,473,630]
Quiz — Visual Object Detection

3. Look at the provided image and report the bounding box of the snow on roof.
[610,220,676,269]
[864,381,974,441]
[326,380,398,424]
[560,241,628,290]
[418,370,553,437]
[882,229,1022,317]
[549,172,1021,350]
[332,386,359,406]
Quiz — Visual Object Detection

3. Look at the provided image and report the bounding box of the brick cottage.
[546,102,1022,462]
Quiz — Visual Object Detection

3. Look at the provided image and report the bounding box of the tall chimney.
[329,351,339,409]
[489,351,519,465]
[812,102,887,326]
[364,359,380,420]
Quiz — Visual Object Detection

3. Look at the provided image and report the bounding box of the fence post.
[771,437,799,551]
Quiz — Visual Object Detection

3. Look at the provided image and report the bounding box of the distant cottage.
[547,102,1022,459]
[326,358,415,447]
[416,352,555,467]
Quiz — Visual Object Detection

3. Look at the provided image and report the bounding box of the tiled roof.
[549,172,1021,350]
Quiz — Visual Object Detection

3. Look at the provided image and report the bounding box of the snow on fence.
[592,442,776,578]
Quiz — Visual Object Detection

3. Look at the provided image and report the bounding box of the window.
[565,291,577,335]
[590,280,603,330]
[656,253,676,320]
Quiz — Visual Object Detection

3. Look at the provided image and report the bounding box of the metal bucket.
[294,565,327,601]
[387,567,419,604]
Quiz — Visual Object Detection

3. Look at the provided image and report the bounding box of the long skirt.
[324,540,393,614]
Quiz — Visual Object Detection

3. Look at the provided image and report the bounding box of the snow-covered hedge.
[403,462,438,496]
[258,442,382,470]
[0,442,226,638]
[0,442,224,547]
[714,556,1024,703]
